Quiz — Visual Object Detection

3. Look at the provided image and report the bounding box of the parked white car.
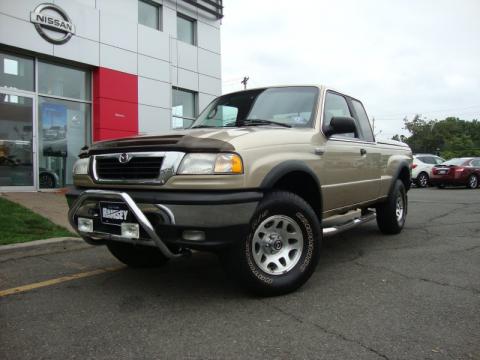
[412,154,445,187]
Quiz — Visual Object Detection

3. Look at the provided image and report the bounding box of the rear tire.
[376,180,407,234]
[415,172,429,188]
[467,174,478,189]
[106,241,168,268]
[220,191,321,296]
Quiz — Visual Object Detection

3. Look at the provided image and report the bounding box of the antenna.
[241,76,249,90]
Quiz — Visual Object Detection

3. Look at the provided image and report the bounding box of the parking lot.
[0,188,479,360]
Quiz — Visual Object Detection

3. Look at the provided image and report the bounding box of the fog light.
[78,217,93,233]
[121,223,140,239]
[182,230,205,241]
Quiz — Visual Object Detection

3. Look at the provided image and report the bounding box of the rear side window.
[420,156,436,165]
[470,159,480,166]
[351,99,374,142]
[323,92,356,138]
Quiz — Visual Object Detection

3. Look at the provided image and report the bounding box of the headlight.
[177,153,243,175]
[72,158,90,175]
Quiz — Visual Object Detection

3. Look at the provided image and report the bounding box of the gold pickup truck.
[67,85,412,296]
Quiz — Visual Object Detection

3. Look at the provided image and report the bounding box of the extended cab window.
[323,92,356,138]
[351,99,374,142]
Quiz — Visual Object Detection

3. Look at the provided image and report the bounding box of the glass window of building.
[37,61,91,189]
[0,93,34,187]
[38,61,91,100]
[172,88,197,129]
[138,0,162,30]
[0,51,34,92]
[177,13,196,45]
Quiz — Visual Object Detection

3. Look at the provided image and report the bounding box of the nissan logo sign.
[30,3,75,44]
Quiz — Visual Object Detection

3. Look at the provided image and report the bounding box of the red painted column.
[92,67,138,141]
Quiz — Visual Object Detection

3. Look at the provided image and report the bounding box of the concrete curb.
[0,237,90,262]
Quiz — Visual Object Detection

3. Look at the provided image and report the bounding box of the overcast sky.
[220,0,480,138]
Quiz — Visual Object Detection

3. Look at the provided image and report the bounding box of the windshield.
[442,158,471,166]
[191,86,318,129]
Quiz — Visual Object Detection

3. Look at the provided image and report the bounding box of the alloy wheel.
[251,215,304,275]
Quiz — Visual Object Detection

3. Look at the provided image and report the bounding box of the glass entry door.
[0,91,36,190]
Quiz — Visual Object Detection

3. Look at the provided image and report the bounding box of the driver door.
[319,91,380,211]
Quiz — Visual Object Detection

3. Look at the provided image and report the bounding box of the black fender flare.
[389,160,411,195]
[260,160,322,191]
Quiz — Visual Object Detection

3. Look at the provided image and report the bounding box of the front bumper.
[66,187,262,255]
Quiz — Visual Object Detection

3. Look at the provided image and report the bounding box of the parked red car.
[430,157,480,189]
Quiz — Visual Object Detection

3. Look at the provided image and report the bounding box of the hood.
[86,128,260,155]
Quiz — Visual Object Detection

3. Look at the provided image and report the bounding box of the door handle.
[360,148,367,156]
[314,147,325,156]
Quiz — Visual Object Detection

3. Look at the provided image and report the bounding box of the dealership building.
[0,0,223,191]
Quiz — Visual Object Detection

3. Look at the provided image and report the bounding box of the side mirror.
[325,116,357,137]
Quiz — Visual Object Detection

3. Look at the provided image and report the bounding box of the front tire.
[416,172,429,188]
[467,174,478,189]
[376,180,407,234]
[106,241,168,268]
[221,191,321,296]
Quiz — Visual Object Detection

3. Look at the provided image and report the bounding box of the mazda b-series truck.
[67,85,412,296]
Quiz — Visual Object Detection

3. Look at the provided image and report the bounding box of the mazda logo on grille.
[118,153,131,164]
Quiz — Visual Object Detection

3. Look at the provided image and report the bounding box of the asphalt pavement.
[0,188,479,360]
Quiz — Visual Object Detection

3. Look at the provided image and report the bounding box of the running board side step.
[322,210,376,238]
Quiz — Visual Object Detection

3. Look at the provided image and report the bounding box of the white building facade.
[0,0,223,190]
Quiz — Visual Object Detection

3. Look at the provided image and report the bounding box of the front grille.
[95,156,163,181]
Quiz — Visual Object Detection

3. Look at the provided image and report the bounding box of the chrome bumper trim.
[68,189,181,258]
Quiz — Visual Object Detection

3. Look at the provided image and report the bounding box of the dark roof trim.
[180,0,223,19]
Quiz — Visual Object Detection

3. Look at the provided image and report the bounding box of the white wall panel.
[138,77,171,108]
[170,66,178,86]
[100,12,137,52]
[138,24,169,61]
[199,74,221,96]
[177,41,197,72]
[138,55,169,82]
[139,104,172,134]
[0,14,53,55]
[54,35,99,66]
[96,0,137,21]
[0,0,42,21]
[199,92,216,113]
[198,21,220,54]
[198,48,221,78]
[178,68,198,91]
[68,0,96,7]
[100,44,137,74]
[169,38,177,66]
[162,5,177,38]
[55,0,100,41]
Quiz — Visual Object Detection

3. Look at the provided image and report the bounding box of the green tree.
[395,115,480,159]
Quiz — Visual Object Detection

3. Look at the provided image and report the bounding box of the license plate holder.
[100,201,130,226]
[438,170,448,174]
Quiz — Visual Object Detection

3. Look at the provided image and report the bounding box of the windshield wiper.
[240,119,292,128]
[190,125,217,129]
